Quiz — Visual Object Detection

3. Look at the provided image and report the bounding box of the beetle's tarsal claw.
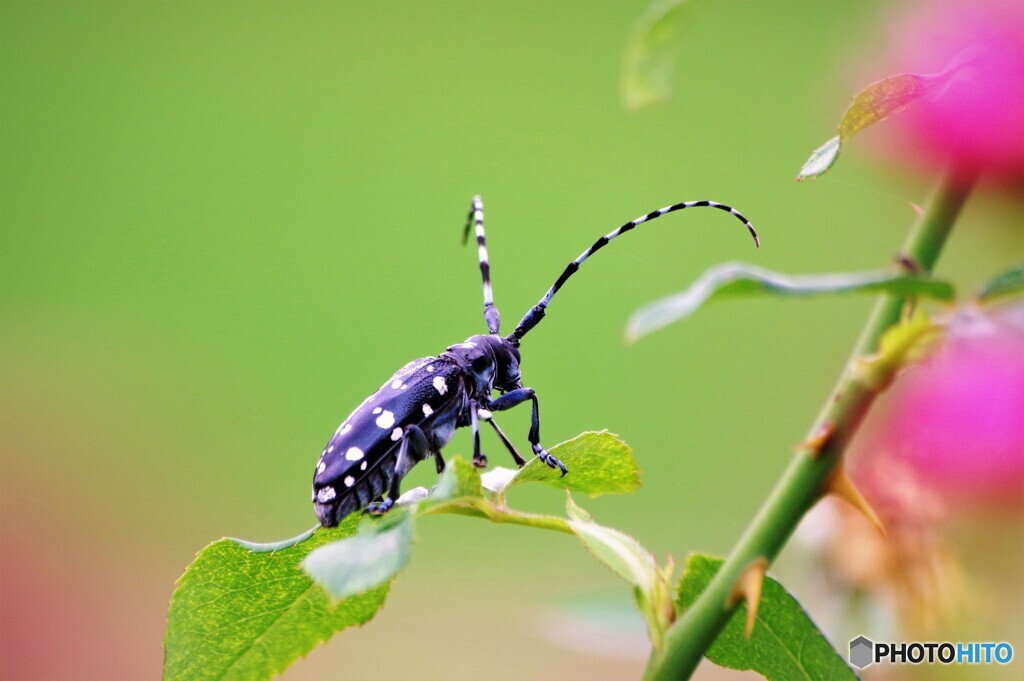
[537,449,568,476]
[472,452,489,469]
[365,498,394,516]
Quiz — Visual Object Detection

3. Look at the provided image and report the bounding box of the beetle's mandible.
[312,196,759,527]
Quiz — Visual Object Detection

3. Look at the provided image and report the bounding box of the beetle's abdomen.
[312,355,464,527]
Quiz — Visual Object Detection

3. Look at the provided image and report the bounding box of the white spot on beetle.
[343,476,355,487]
[338,423,351,435]
[422,404,433,417]
[372,407,382,415]
[375,410,395,429]
[327,445,334,453]
[390,427,403,441]
[477,408,493,420]
[317,460,326,475]
[391,379,402,389]
[345,447,364,462]
[433,376,447,395]
[317,486,336,503]
[426,365,435,373]
[360,461,367,471]
[400,384,408,390]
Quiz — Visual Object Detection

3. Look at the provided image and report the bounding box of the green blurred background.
[2,2,1020,680]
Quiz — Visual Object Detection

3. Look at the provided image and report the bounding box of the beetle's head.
[478,334,522,393]
[452,334,522,394]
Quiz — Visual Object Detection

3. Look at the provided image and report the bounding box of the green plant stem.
[644,168,977,681]
[420,499,574,534]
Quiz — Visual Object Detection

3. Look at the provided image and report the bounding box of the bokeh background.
[2,2,1021,680]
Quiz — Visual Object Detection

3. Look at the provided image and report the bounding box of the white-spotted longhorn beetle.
[313,197,759,527]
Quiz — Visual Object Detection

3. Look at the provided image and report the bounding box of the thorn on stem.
[800,421,835,460]
[825,466,887,538]
[894,252,922,274]
[726,557,768,640]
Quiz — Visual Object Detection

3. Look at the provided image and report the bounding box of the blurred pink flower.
[881,0,1024,183]
[880,304,1024,504]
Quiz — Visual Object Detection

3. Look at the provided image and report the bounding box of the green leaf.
[163,515,389,681]
[978,263,1024,303]
[620,0,709,112]
[797,50,973,179]
[502,431,641,498]
[627,262,955,341]
[566,494,656,593]
[302,507,415,601]
[677,555,857,681]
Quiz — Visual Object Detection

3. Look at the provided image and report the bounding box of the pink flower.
[880,0,1024,183]
[878,304,1024,505]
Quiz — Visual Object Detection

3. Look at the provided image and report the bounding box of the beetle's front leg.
[485,388,567,476]
[367,424,430,515]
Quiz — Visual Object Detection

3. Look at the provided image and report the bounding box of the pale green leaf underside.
[677,555,857,681]
[301,508,415,601]
[566,494,657,592]
[627,262,954,341]
[163,515,389,681]
[620,0,708,112]
[798,136,840,179]
[977,263,1024,303]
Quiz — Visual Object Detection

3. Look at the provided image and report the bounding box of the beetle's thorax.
[444,334,522,396]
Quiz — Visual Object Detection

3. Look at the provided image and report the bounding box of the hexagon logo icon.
[849,635,874,669]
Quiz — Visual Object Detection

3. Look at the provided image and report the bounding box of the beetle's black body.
[313,196,758,527]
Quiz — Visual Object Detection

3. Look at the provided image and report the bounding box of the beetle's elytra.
[313,196,758,527]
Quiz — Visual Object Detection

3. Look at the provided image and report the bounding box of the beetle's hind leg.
[366,424,430,515]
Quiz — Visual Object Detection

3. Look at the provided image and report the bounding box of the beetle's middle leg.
[475,406,527,467]
[469,400,488,469]
[367,424,430,515]
[485,388,567,475]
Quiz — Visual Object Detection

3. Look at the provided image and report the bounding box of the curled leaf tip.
[227,525,319,553]
[825,467,886,538]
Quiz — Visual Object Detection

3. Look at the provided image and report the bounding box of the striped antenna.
[507,200,759,345]
[462,195,501,334]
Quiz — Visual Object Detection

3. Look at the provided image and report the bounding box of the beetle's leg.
[469,400,487,468]
[477,408,527,467]
[485,388,567,475]
[433,450,446,475]
[367,425,430,515]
